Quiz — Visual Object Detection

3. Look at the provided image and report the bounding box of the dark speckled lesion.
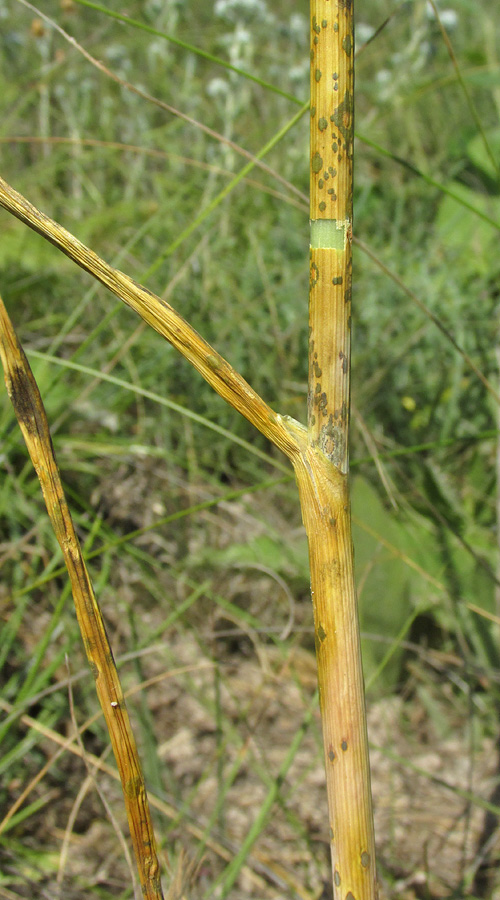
[317,417,345,467]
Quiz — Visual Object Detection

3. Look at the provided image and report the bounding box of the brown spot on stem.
[88,660,99,681]
[125,774,144,799]
[332,90,353,144]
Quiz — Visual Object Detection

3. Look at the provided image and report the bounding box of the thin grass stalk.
[0,296,164,900]
[302,1,378,896]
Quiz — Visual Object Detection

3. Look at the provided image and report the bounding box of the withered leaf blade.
[0,295,165,900]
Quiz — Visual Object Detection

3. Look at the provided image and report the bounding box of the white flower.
[288,13,307,40]
[376,69,391,85]
[439,9,458,28]
[356,22,375,45]
[426,3,458,29]
[207,77,230,99]
[215,0,271,24]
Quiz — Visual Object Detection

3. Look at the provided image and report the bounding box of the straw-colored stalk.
[304,2,378,897]
[0,297,164,900]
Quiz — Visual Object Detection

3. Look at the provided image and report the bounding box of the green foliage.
[1,0,500,897]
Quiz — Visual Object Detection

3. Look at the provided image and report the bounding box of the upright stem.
[302,2,378,896]
[309,0,353,470]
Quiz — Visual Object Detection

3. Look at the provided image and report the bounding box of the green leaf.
[435,182,500,276]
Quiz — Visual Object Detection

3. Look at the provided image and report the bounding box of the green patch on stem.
[310,219,346,249]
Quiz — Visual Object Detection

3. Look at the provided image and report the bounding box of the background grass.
[1,0,500,898]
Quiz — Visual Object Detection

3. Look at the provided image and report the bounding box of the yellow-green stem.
[304,2,378,897]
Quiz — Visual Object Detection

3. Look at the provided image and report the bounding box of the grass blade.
[0,296,165,900]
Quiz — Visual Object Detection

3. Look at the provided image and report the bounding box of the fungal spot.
[313,17,321,34]
[323,171,329,179]
[346,894,355,900]
[314,35,319,44]
[328,748,335,761]
[331,142,338,152]
[310,49,314,61]
[334,870,341,886]
[322,18,328,27]
[207,353,222,371]
[334,83,339,91]
[318,392,328,410]
[329,516,336,527]
[332,90,354,145]
[333,72,338,80]
[317,624,327,642]
[318,178,324,189]
[341,739,348,751]
[125,774,144,799]
[327,188,336,197]
[329,166,337,176]
[315,68,322,82]
[315,384,321,394]
[89,660,99,681]
[310,261,319,286]
[342,34,352,55]
[310,105,316,117]
[318,117,328,132]
[312,151,323,173]
[332,276,343,285]
[333,22,339,32]
[314,362,322,378]
[83,636,94,654]
[361,851,370,868]
[319,201,326,211]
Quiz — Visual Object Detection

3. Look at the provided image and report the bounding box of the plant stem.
[302,1,378,896]
[0,297,164,899]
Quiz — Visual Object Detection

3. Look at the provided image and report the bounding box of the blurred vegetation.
[1,0,500,897]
